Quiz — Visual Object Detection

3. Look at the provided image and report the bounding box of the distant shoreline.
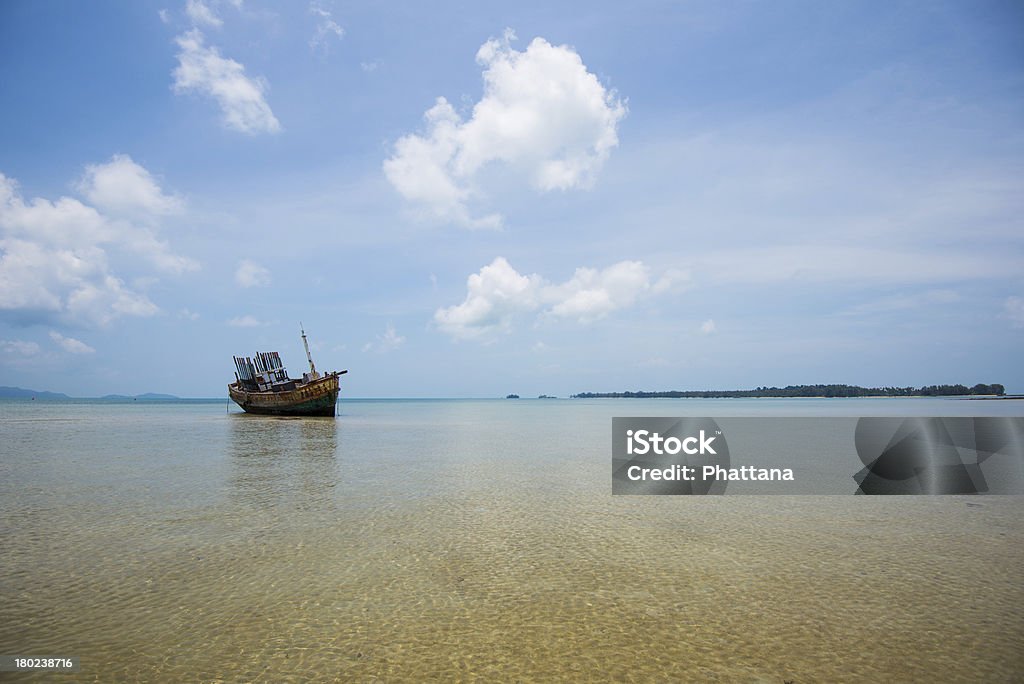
[570,383,1007,399]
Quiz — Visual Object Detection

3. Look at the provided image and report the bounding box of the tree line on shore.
[570,383,1006,399]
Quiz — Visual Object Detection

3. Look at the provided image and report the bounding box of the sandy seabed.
[2,402,1022,681]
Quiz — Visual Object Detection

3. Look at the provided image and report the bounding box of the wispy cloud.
[689,245,1023,286]
[227,315,264,327]
[49,331,96,354]
[1005,296,1024,329]
[172,29,280,134]
[1,339,40,356]
[835,290,961,318]
[363,323,405,352]
[309,4,344,55]
[234,259,270,287]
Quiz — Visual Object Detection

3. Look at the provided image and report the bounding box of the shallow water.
[1,398,1022,681]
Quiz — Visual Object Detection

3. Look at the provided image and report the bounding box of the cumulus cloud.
[363,323,405,353]
[0,162,193,327]
[78,154,183,219]
[235,259,270,287]
[434,257,542,338]
[384,29,626,228]
[186,0,222,27]
[544,261,650,323]
[699,319,716,334]
[309,4,344,55]
[49,331,96,354]
[435,257,665,339]
[1005,296,1024,329]
[172,29,281,134]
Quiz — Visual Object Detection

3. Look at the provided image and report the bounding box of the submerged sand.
[2,401,1022,681]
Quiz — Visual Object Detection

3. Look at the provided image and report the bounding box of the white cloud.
[699,319,716,334]
[0,165,192,327]
[384,29,626,228]
[78,154,183,219]
[49,331,96,354]
[158,8,171,23]
[544,261,650,323]
[1,339,40,356]
[235,259,270,287]
[360,61,379,73]
[435,257,543,338]
[172,29,281,135]
[309,4,344,55]
[186,0,222,27]
[435,257,666,340]
[227,314,263,327]
[1005,296,1024,329]
[178,308,200,320]
[362,323,405,353]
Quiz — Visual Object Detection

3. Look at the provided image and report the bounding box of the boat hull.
[228,373,340,417]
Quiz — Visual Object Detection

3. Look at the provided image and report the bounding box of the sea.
[1,397,1022,681]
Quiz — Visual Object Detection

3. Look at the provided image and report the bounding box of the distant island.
[0,386,180,400]
[0,386,71,400]
[571,383,1006,399]
[506,394,520,399]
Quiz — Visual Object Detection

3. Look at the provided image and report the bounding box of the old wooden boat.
[228,326,347,417]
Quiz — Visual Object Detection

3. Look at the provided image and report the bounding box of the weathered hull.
[228,373,340,417]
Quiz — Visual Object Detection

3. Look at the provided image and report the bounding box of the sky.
[0,0,1022,398]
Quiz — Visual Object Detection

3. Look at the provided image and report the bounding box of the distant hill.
[0,386,71,399]
[0,386,180,400]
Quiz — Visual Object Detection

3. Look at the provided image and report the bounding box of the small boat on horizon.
[228,326,347,417]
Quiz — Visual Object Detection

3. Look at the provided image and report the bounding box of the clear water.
[1,398,1022,681]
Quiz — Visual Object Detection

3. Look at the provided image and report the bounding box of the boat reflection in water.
[227,414,340,512]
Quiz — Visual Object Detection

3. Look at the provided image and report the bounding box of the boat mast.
[300,323,319,379]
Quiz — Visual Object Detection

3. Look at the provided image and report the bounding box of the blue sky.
[1,0,1022,397]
